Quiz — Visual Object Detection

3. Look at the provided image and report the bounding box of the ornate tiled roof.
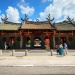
[55,23,75,31]
[21,23,55,30]
[0,23,21,30]
[0,22,75,31]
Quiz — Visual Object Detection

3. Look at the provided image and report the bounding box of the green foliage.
[63,20,67,23]
[28,40,31,45]
[73,20,75,24]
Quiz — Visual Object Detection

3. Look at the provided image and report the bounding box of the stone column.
[53,35,55,49]
[12,49,15,56]
[25,49,27,56]
[53,30,56,49]
[41,34,45,49]
[30,34,34,49]
[0,50,2,56]
[51,50,53,56]
[20,35,23,49]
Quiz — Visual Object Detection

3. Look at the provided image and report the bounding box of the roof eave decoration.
[67,16,75,26]
[1,15,8,24]
[46,13,55,28]
[21,14,29,25]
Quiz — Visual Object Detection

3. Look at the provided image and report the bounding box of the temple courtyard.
[0,49,75,75]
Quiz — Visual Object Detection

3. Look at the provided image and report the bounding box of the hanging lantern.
[46,33,51,37]
[60,39,62,43]
[45,39,50,44]
[24,33,29,37]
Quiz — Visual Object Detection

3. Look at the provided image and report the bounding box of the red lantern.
[60,39,62,43]
[45,39,50,44]
[24,33,29,37]
[46,33,51,37]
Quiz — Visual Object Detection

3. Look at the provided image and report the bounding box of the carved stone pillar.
[41,34,45,49]
[20,35,23,49]
[30,34,34,49]
[53,35,55,49]
[53,30,56,49]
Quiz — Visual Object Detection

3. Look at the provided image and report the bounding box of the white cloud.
[21,0,24,2]
[42,0,47,3]
[18,0,34,16]
[0,14,5,23]
[42,0,52,3]
[40,0,75,22]
[18,0,26,6]
[28,19,32,21]
[6,6,20,23]
[19,5,34,16]
[34,19,37,22]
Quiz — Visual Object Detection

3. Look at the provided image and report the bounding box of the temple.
[0,14,75,49]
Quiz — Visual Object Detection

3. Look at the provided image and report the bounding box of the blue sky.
[0,0,75,23]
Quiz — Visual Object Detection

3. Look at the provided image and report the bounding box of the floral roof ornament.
[36,18,39,25]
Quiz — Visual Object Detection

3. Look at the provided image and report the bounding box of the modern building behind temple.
[0,14,75,49]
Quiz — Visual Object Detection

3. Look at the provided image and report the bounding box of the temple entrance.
[34,37,41,48]
[26,36,31,47]
[60,37,66,43]
[7,37,15,49]
[60,37,66,47]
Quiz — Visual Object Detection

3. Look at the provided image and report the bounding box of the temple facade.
[0,15,75,49]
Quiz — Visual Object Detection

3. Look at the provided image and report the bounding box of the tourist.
[10,40,15,49]
[64,43,68,55]
[55,45,59,55]
[4,41,8,50]
[59,44,63,55]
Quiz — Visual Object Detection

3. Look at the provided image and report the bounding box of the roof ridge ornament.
[67,16,75,26]
[1,15,8,24]
[46,13,55,28]
[21,14,29,25]
[36,19,39,24]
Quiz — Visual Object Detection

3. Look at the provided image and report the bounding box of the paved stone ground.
[0,56,75,67]
[0,50,75,75]
[0,66,75,75]
[0,49,75,67]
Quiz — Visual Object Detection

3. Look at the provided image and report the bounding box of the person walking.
[59,44,63,55]
[64,43,68,55]
[10,40,15,49]
[4,41,8,50]
[55,45,59,55]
